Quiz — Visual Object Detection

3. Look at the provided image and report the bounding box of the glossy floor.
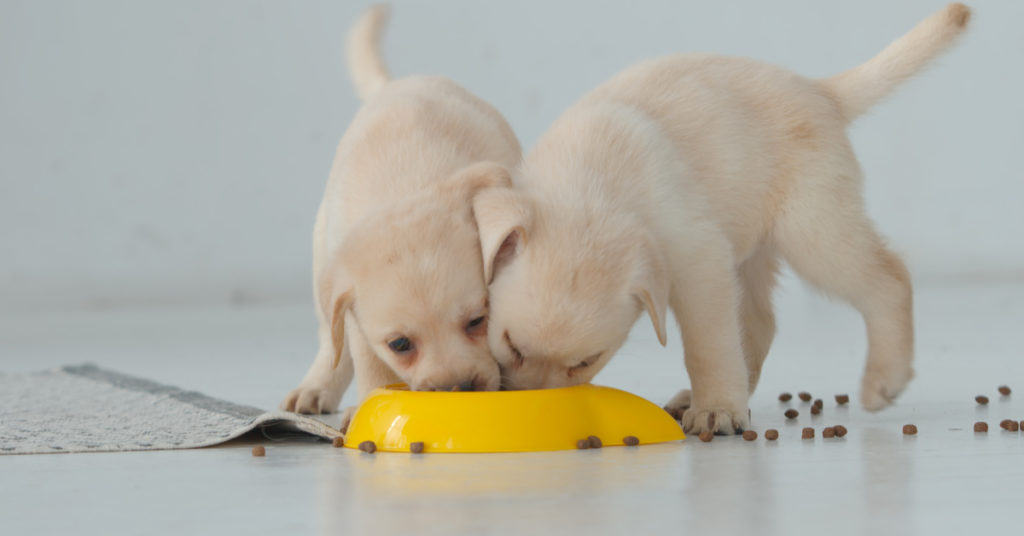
[2,280,1022,535]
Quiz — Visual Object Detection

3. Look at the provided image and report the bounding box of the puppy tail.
[820,3,970,122]
[346,4,392,100]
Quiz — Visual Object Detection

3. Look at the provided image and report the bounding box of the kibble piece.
[801,427,814,439]
[833,425,848,438]
[976,395,989,405]
[698,431,714,443]
[974,422,988,432]
[1007,421,1020,432]
[623,435,640,446]
[764,429,779,441]
[784,409,799,420]
[998,385,1011,396]
[835,394,850,405]
[822,427,836,438]
[358,440,377,453]
[813,399,824,409]
[778,392,793,402]
[251,445,266,457]
[999,419,1014,430]
[576,439,590,450]
[1020,421,1024,430]
[332,437,345,448]
[902,424,918,435]
[798,392,812,402]
[810,405,821,415]
[587,435,603,449]
[742,430,757,441]
[410,441,425,454]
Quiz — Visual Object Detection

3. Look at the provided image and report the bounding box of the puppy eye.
[465,316,486,334]
[568,353,600,376]
[387,337,413,354]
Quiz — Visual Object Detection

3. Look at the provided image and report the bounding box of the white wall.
[1,0,1021,313]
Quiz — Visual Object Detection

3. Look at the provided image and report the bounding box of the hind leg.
[738,245,780,395]
[775,170,914,411]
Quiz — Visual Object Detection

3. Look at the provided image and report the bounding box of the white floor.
[2,279,1023,535]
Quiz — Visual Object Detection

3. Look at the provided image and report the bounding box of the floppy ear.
[442,161,513,201]
[472,187,532,284]
[317,259,354,369]
[631,233,669,346]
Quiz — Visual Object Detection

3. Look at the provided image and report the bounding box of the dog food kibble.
[576,439,590,450]
[835,394,850,405]
[998,385,1011,396]
[742,430,757,441]
[974,422,988,432]
[332,437,345,448]
[587,435,603,449]
[810,405,821,415]
[902,424,918,435]
[623,435,640,446]
[813,398,824,409]
[779,392,793,402]
[833,425,848,438]
[251,445,266,457]
[784,409,799,420]
[1020,420,1024,430]
[698,431,714,443]
[409,441,424,454]
[358,440,377,453]
[765,429,779,440]
[798,392,812,402]
[976,395,989,405]
[801,427,814,439]
[999,419,1014,430]
[822,427,836,438]
[1006,421,1020,432]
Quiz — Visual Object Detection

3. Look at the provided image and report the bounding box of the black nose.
[456,379,476,392]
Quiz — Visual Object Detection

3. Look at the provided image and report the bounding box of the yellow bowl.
[343,384,685,453]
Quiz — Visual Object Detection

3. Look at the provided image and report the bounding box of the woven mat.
[0,364,340,455]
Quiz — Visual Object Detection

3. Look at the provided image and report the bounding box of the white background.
[2,0,1021,313]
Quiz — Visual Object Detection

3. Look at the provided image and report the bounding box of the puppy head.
[320,162,514,392]
[474,191,668,390]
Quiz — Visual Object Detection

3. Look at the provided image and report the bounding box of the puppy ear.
[317,261,355,369]
[631,233,669,346]
[443,161,513,201]
[472,187,532,284]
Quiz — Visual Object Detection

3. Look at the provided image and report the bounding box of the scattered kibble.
[813,399,824,409]
[976,395,989,405]
[974,422,988,432]
[779,392,793,402]
[742,430,757,441]
[358,440,377,453]
[332,437,345,448]
[1006,421,1020,432]
[698,431,714,443]
[251,445,265,457]
[785,409,799,420]
[587,436,603,449]
[765,429,779,441]
[577,439,590,450]
[798,392,812,402]
[802,427,815,439]
[822,427,835,438]
[998,385,1011,396]
[410,441,424,454]
[903,424,918,435]
[623,436,640,446]
[1020,421,1024,430]
[999,419,1014,430]
[835,394,850,405]
[833,425,848,438]
[810,405,822,415]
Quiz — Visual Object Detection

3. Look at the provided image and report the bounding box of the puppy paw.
[280,382,343,414]
[663,389,692,421]
[861,365,914,412]
[681,405,749,436]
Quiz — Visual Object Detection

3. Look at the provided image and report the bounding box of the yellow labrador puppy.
[282,6,520,418]
[475,4,970,434]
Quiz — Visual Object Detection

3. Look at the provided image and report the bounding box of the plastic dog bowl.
[343,384,685,453]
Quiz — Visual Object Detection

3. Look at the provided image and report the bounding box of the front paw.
[280,382,343,414]
[681,404,749,436]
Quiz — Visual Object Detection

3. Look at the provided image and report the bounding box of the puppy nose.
[446,379,477,392]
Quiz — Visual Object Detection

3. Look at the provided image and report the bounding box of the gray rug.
[0,364,341,455]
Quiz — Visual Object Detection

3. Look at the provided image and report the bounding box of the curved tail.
[346,4,392,100]
[821,3,971,122]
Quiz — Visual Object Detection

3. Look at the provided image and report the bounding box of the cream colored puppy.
[475,4,970,434]
[281,6,521,417]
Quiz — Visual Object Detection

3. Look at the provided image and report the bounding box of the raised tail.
[346,4,392,100]
[821,3,971,122]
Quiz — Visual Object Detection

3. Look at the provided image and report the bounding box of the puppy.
[475,4,970,434]
[281,6,521,419]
